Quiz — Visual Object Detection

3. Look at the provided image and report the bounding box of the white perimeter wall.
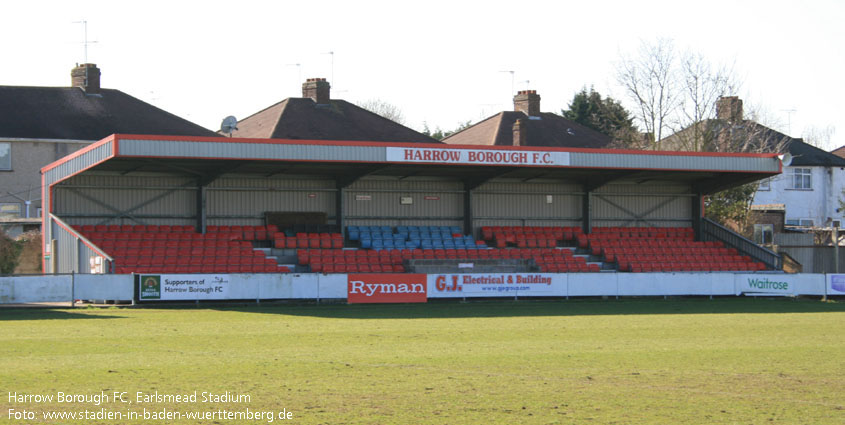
[1,273,841,304]
[0,273,845,304]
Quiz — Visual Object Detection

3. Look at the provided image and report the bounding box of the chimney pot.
[70,63,101,94]
[514,90,541,117]
[717,96,743,122]
[302,77,331,104]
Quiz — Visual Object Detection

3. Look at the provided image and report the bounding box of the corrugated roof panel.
[570,152,777,173]
[113,137,779,174]
[118,139,386,163]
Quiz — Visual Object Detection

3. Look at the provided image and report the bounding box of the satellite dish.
[220,116,238,136]
[778,153,793,167]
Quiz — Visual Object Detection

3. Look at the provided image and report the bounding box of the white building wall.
[753,165,845,227]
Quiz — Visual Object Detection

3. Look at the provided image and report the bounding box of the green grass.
[1,298,843,424]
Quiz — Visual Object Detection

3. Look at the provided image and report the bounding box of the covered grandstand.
[41,134,782,281]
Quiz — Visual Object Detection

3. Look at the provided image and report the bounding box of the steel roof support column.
[582,191,592,234]
[692,191,703,240]
[336,185,345,238]
[463,185,474,238]
[196,184,207,234]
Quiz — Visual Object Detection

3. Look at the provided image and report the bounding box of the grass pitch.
[1,298,843,424]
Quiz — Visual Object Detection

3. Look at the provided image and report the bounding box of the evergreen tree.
[562,87,637,142]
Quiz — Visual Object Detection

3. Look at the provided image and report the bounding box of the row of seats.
[591,226,695,238]
[80,224,196,233]
[78,225,281,243]
[273,233,344,249]
[348,225,484,250]
[207,225,279,241]
[296,248,601,274]
[115,264,290,274]
[314,264,405,273]
[109,246,258,258]
[481,226,585,237]
[620,261,763,273]
[602,246,738,262]
[591,240,727,256]
[115,255,275,266]
[91,239,252,251]
[297,247,578,265]
[584,238,720,250]
[362,237,485,250]
[349,225,463,238]
[538,263,600,273]
[481,226,585,248]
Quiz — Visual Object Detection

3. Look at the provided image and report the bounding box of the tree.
[422,120,472,141]
[802,125,836,150]
[0,228,22,275]
[561,87,638,143]
[616,39,789,235]
[674,52,741,151]
[357,99,406,125]
[616,38,680,148]
[703,183,759,234]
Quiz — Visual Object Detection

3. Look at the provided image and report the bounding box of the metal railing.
[700,218,781,270]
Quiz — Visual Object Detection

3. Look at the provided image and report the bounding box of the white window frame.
[757,178,771,191]
[790,168,812,190]
[0,142,10,170]
[753,224,774,244]
[0,202,21,218]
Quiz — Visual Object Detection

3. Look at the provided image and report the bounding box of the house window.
[786,218,814,227]
[757,178,771,191]
[790,168,811,189]
[834,220,842,229]
[0,142,10,170]
[0,203,21,218]
[753,224,774,244]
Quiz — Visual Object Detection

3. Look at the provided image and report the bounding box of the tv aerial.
[220,116,238,137]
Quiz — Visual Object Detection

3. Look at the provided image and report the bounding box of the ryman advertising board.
[347,274,427,303]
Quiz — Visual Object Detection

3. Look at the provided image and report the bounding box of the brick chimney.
[302,78,330,104]
[514,90,540,116]
[512,118,527,146]
[716,96,743,122]
[71,63,101,94]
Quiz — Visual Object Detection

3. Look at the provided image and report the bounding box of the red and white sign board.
[386,147,570,167]
[427,273,565,298]
[347,274,427,303]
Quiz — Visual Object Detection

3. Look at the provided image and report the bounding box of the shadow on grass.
[0,309,125,321]
[205,297,844,320]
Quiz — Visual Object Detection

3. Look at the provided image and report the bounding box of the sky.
[3,0,844,150]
